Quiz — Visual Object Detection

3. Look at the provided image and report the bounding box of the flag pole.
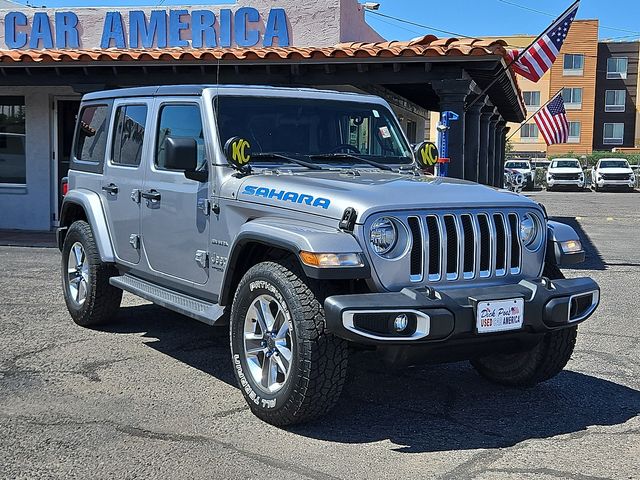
[506,88,564,141]
[465,0,580,112]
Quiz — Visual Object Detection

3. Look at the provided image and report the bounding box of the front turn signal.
[299,251,364,268]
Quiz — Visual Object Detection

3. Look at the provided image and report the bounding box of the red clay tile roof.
[0,35,511,64]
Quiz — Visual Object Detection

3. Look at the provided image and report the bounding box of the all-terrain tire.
[470,326,578,387]
[61,220,122,327]
[471,262,577,387]
[229,259,348,426]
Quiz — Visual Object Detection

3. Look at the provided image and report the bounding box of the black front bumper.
[324,277,599,347]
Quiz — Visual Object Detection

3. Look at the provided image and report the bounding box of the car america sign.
[2,7,290,49]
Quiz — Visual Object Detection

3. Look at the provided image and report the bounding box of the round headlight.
[520,213,538,247]
[370,217,397,256]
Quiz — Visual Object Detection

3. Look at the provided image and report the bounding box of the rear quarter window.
[71,102,113,173]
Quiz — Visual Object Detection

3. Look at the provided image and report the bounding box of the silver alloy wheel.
[67,242,90,306]
[243,294,294,394]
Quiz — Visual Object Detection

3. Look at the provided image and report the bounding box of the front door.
[140,100,210,285]
[100,100,152,265]
[55,99,81,217]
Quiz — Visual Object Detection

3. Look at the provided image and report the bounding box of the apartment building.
[547,19,599,156]
[593,41,639,150]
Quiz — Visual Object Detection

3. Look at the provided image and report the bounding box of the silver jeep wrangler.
[58,85,599,426]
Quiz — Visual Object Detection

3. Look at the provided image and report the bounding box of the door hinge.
[197,198,211,216]
[195,250,209,268]
[130,189,141,203]
[129,234,140,249]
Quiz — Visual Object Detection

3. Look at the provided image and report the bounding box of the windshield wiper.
[309,153,393,171]
[251,152,324,170]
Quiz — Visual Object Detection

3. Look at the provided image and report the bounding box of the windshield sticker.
[379,126,391,138]
[241,185,331,209]
[372,109,380,118]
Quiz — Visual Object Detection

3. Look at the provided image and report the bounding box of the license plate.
[476,298,524,334]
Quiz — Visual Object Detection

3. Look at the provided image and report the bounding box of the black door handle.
[102,183,118,195]
[141,190,161,201]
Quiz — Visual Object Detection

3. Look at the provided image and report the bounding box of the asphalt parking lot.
[1,189,639,480]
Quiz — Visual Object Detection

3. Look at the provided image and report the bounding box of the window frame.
[153,101,207,172]
[0,95,27,187]
[562,87,583,109]
[607,57,628,79]
[523,91,541,109]
[70,101,113,175]
[109,103,149,169]
[568,121,581,143]
[604,90,626,112]
[563,53,584,76]
[520,122,539,141]
[603,122,625,145]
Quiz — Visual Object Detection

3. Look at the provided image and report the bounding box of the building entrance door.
[53,98,81,224]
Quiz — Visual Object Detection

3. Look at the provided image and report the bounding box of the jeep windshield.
[600,160,629,169]
[215,96,413,168]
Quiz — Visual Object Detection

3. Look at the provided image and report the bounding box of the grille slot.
[444,215,458,280]
[478,214,491,276]
[461,214,475,278]
[407,216,423,281]
[493,214,507,276]
[425,216,441,280]
[508,214,521,273]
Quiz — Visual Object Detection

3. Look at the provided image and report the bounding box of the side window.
[155,104,205,170]
[75,105,109,163]
[111,105,147,167]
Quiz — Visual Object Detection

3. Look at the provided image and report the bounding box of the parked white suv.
[591,158,635,191]
[504,160,534,190]
[546,158,585,191]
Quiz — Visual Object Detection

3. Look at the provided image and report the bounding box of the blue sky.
[11,0,640,42]
[365,0,640,42]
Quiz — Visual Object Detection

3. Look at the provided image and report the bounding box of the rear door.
[100,99,152,265]
[140,98,210,285]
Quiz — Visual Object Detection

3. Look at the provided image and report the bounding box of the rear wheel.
[229,259,348,426]
[470,263,577,387]
[61,220,122,327]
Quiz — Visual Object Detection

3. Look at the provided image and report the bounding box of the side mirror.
[163,137,207,182]
[413,141,439,169]
[164,136,198,171]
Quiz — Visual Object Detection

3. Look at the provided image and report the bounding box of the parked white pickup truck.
[591,159,635,191]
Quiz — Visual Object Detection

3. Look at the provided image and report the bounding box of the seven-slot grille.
[407,212,522,282]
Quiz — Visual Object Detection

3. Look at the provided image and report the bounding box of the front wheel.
[471,262,576,386]
[471,326,578,387]
[229,259,348,426]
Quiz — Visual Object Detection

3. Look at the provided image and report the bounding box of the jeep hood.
[235,170,538,222]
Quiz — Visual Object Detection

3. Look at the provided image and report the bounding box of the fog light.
[560,239,582,254]
[393,314,409,332]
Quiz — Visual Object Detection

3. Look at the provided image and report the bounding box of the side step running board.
[109,274,225,326]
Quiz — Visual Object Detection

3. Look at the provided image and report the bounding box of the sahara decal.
[241,185,331,209]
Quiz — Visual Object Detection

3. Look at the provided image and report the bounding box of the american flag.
[508,1,579,82]
[534,94,569,145]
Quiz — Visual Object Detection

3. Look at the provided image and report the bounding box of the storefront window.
[0,96,26,185]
